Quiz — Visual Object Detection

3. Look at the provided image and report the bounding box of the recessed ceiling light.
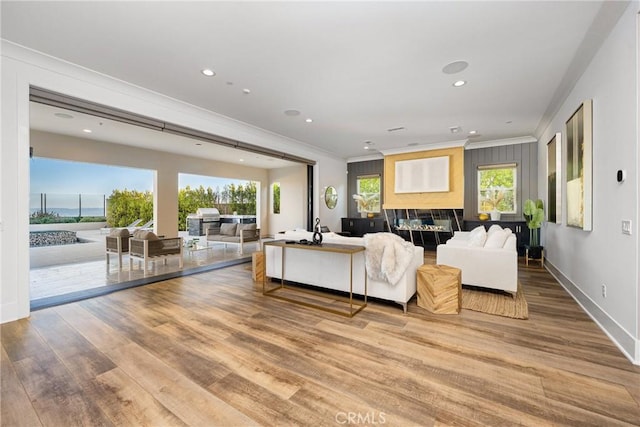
[442,60,469,74]
[364,146,370,150]
[506,120,513,124]
[54,112,73,119]
[243,88,251,94]
[239,158,244,162]
[201,69,215,77]
[195,143,202,146]
[284,109,301,116]
[82,129,92,133]
[226,81,234,85]
[449,126,461,133]
[469,130,477,135]
[305,118,313,123]
[453,80,467,87]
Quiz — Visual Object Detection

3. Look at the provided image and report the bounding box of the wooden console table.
[262,241,367,317]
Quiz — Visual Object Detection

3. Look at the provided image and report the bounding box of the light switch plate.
[622,220,632,235]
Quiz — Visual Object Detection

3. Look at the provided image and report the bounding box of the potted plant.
[483,187,505,220]
[523,199,544,258]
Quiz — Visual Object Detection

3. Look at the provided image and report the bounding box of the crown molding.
[465,136,537,150]
[378,139,468,156]
[346,153,384,163]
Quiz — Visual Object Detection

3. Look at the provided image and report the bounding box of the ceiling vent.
[387,126,405,132]
[449,126,461,133]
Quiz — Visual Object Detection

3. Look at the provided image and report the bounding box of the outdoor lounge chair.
[129,219,153,232]
[105,228,131,269]
[101,218,142,234]
[129,231,183,274]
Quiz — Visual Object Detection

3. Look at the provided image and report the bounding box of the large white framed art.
[394,156,449,193]
[565,99,592,231]
[547,132,562,224]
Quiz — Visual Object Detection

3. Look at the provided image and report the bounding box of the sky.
[30,157,247,209]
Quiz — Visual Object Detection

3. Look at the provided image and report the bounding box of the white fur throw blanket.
[363,233,415,286]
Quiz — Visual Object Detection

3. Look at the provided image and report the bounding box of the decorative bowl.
[478,213,489,221]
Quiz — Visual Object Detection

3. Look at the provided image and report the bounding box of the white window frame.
[355,174,381,213]
[477,164,517,214]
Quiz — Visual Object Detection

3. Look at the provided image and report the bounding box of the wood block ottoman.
[252,251,264,282]
[417,264,462,314]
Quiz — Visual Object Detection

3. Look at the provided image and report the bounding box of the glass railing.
[30,193,106,218]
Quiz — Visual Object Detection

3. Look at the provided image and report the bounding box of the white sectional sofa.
[266,230,424,312]
[436,224,518,294]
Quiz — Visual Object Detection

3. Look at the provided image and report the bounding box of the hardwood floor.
[2,254,639,426]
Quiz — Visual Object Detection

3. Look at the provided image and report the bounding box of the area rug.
[461,283,528,319]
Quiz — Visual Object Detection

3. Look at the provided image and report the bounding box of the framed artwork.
[547,133,562,223]
[565,99,592,231]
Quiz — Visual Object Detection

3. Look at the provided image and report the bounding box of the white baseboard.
[545,261,639,366]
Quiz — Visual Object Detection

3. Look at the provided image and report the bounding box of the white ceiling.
[29,102,298,169]
[2,1,626,162]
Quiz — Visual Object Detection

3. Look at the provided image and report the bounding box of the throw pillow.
[487,224,503,236]
[468,225,487,247]
[137,231,159,241]
[109,228,130,237]
[220,223,237,236]
[484,228,510,248]
[236,223,257,236]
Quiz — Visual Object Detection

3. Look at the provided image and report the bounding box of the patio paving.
[29,229,258,302]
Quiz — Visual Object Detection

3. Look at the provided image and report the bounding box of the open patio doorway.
[27,90,310,310]
[29,156,155,303]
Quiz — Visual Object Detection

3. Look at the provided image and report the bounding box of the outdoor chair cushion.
[109,228,130,238]
[133,230,160,240]
[220,223,237,236]
[236,223,257,236]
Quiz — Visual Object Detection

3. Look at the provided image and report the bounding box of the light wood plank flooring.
[2,254,639,426]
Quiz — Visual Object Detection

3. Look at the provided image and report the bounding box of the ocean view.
[30,207,105,217]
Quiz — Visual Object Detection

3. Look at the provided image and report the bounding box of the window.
[477,164,517,214]
[355,175,381,213]
[272,182,280,214]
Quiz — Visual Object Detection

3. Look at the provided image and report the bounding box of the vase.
[360,212,368,218]
[490,210,501,221]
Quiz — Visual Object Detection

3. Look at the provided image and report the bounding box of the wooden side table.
[417,264,462,314]
[252,251,264,282]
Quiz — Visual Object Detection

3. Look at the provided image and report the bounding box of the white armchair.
[436,225,518,294]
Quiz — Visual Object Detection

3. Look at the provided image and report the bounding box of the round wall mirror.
[324,186,338,209]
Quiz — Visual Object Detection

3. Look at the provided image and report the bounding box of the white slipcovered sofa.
[436,224,518,294]
[267,230,424,312]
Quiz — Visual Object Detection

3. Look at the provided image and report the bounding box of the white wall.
[316,158,348,232]
[266,158,349,235]
[538,2,639,363]
[268,165,308,234]
[1,41,347,323]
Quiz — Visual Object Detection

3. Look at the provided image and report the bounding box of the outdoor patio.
[29,228,259,305]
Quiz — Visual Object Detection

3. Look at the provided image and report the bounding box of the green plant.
[523,199,544,247]
[79,216,107,223]
[29,211,75,224]
[106,189,153,227]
